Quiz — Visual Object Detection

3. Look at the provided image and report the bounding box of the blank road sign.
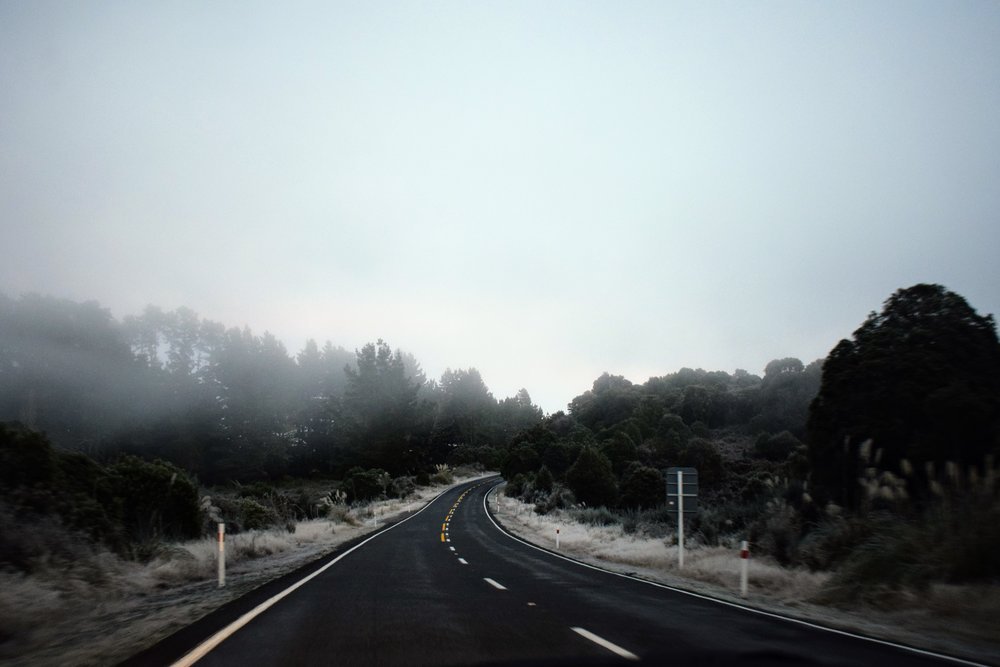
[666,466,698,514]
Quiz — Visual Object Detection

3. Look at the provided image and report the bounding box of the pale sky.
[2,1,999,414]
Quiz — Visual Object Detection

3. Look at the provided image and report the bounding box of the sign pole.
[677,469,685,569]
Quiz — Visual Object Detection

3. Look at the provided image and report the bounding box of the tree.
[342,340,422,474]
[807,284,1000,507]
[432,368,496,447]
[569,373,638,432]
[565,446,618,507]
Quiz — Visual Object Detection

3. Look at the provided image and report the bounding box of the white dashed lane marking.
[571,627,639,661]
[484,578,507,591]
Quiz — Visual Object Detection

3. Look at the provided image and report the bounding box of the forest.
[2,284,999,598]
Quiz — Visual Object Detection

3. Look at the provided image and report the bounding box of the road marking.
[449,546,455,551]
[167,482,473,667]
[458,558,468,565]
[527,602,536,607]
[440,533,445,542]
[482,483,982,667]
[571,627,639,661]
[484,577,507,590]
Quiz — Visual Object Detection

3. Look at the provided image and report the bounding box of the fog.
[2,2,999,413]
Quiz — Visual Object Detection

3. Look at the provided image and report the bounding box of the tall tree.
[342,340,422,474]
[808,284,1000,507]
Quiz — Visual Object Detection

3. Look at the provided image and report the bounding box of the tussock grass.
[0,471,494,667]
[492,491,1000,665]
[498,495,827,605]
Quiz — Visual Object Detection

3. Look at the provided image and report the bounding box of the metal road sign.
[665,466,698,514]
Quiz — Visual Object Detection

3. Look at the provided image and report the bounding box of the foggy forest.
[2,283,999,663]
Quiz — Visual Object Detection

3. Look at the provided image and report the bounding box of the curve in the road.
[480,482,985,667]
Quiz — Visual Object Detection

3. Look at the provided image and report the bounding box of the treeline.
[500,284,1000,593]
[4,285,998,592]
[0,294,542,483]
[500,359,821,510]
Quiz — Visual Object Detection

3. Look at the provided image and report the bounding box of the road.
[125,477,974,666]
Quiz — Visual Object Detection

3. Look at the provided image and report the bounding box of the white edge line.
[571,627,639,661]
[170,483,467,667]
[484,577,507,590]
[483,483,986,667]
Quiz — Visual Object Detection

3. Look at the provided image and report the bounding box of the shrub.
[571,506,618,526]
[391,475,417,499]
[108,456,201,546]
[754,431,802,461]
[677,438,724,486]
[430,465,454,486]
[534,466,554,493]
[619,463,664,509]
[504,473,528,498]
[565,447,618,508]
[535,484,574,515]
[342,467,391,502]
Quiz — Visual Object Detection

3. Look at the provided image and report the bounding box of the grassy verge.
[0,471,493,667]
[489,490,1000,666]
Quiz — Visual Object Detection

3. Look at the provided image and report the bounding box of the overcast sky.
[2,2,998,414]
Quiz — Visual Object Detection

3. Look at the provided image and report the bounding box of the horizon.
[3,2,998,416]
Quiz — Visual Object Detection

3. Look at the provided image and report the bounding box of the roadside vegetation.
[1,283,998,662]
[499,285,999,603]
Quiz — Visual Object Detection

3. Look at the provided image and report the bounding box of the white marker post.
[739,540,749,598]
[556,528,560,550]
[217,522,226,588]
[677,469,685,569]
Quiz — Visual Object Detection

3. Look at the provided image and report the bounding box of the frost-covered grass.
[0,471,493,667]
[495,495,827,604]
[492,492,1000,665]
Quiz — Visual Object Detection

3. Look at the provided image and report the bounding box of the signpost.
[665,467,698,568]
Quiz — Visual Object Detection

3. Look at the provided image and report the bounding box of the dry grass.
[0,472,494,667]
[492,492,1000,666]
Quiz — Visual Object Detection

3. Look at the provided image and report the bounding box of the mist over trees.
[3,284,998,589]
[0,293,543,483]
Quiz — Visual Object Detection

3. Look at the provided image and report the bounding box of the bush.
[430,466,454,486]
[754,431,802,461]
[534,466,554,493]
[391,475,417,499]
[677,438,724,487]
[108,456,201,546]
[619,463,664,509]
[342,467,391,502]
[565,447,618,508]
[571,506,618,526]
[534,484,574,515]
[504,474,527,498]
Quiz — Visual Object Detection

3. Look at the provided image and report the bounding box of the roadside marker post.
[217,523,226,588]
[740,540,749,598]
[556,528,560,550]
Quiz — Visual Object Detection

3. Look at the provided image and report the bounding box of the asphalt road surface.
[125,477,976,666]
